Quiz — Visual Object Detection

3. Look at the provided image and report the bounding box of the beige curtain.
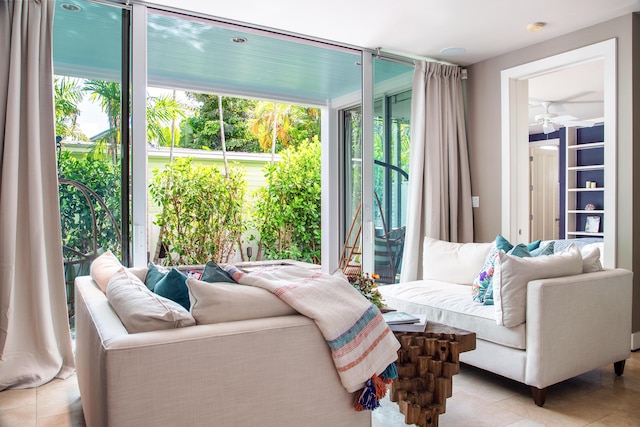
[400,61,474,282]
[0,0,75,390]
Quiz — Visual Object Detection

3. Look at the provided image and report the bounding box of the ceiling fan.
[530,101,595,134]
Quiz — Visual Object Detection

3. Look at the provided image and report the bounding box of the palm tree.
[146,93,186,161]
[250,101,294,160]
[54,76,86,140]
[83,80,121,163]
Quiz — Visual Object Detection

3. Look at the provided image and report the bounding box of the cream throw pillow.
[90,250,123,293]
[186,278,297,324]
[581,244,603,273]
[127,266,148,283]
[493,244,583,327]
[106,268,195,333]
[423,237,493,285]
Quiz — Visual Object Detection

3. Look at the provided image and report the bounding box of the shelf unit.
[565,128,605,238]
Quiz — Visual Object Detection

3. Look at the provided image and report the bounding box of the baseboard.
[632,332,640,351]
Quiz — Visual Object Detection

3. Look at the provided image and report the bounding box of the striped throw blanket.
[225,264,400,410]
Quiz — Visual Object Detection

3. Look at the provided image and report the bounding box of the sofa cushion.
[423,237,492,285]
[378,280,526,349]
[200,261,236,283]
[154,268,190,311]
[127,266,148,283]
[90,250,123,293]
[493,244,583,327]
[106,268,195,333]
[186,278,297,324]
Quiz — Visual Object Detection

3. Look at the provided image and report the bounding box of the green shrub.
[252,137,321,263]
[58,150,121,257]
[150,157,247,265]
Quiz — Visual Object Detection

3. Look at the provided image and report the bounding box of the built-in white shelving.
[565,127,605,238]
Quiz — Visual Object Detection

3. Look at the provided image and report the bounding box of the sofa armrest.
[525,268,632,389]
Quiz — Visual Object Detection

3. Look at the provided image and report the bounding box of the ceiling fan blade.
[563,120,595,128]
[550,115,578,124]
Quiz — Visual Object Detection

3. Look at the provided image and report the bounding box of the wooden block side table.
[389,322,476,427]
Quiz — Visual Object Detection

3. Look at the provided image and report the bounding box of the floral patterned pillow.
[471,244,499,303]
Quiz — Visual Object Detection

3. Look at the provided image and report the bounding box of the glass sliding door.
[372,87,412,283]
[341,106,363,274]
[53,0,129,317]
[340,56,412,283]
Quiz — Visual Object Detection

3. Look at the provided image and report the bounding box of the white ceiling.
[148,0,640,65]
[147,0,638,135]
[528,60,605,134]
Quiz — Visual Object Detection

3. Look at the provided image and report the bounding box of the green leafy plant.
[150,157,247,265]
[57,150,121,257]
[252,137,321,263]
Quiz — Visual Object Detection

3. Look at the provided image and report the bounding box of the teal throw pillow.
[154,268,190,311]
[495,234,541,253]
[531,241,555,257]
[201,261,235,283]
[145,262,168,292]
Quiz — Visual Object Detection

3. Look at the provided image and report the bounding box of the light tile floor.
[0,352,638,426]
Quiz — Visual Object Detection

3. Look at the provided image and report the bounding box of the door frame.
[500,38,616,267]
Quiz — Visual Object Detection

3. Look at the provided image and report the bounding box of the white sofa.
[378,237,633,406]
[75,275,371,427]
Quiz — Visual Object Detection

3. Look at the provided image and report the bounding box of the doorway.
[500,38,616,267]
[529,141,559,241]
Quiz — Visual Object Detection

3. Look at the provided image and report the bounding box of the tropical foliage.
[54,77,88,140]
[147,92,187,148]
[55,77,325,266]
[149,157,247,265]
[180,93,258,152]
[252,137,321,263]
[57,150,121,257]
[249,101,320,155]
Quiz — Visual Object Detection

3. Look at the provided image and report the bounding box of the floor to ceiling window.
[52,0,415,279]
[53,0,129,317]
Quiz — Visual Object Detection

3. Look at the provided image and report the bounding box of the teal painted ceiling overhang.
[53,0,413,105]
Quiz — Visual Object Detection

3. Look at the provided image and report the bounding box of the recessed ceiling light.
[60,3,82,12]
[527,22,546,32]
[231,37,248,44]
[439,47,466,56]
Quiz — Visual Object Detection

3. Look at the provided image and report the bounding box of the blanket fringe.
[354,372,390,411]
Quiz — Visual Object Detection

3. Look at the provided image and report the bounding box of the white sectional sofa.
[378,237,633,406]
[75,274,371,427]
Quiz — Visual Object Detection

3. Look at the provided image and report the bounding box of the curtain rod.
[373,48,460,68]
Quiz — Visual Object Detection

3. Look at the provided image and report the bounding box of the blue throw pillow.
[145,262,168,292]
[531,241,555,257]
[201,261,235,283]
[495,234,541,253]
[154,268,190,311]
